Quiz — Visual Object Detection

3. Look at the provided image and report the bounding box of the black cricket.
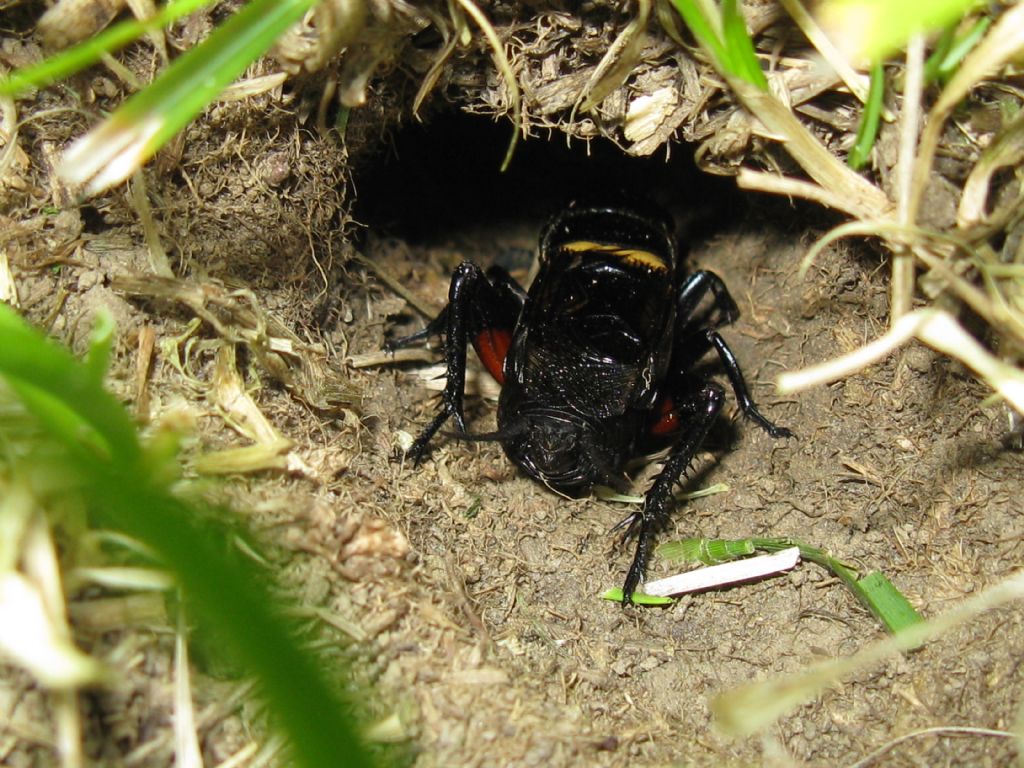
[390,199,792,603]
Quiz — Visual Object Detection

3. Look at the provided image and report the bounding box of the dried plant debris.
[413,1,853,169]
[37,0,128,50]
[112,273,361,413]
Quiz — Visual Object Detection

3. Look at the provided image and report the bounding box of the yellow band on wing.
[561,240,669,271]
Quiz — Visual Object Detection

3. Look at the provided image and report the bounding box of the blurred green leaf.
[0,305,139,464]
[818,0,985,63]
[0,303,374,768]
[84,309,115,385]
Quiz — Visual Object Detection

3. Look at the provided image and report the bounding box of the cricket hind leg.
[673,270,792,439]
[386,306,449,351]
[706,330,792,438]
[676,269,740,332]
[390,262,524,463]
[387,264,524,351]
[617,382,725,604]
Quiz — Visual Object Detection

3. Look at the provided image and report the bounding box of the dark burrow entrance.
[345,108,835,443]
[351,110,752,261]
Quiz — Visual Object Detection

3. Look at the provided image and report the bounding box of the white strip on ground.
[643,547,802,597]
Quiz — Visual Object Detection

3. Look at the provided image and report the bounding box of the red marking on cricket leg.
[473,329,511,384]
[650,396,678,435]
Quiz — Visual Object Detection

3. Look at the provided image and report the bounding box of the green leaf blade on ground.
[657,537,755,565]
[653,535,921,634]
[857,571,924,633]
[600,588,675,606]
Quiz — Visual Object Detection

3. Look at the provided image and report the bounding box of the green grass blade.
[749,537,922,634]
[923,23,958,84]
[670,0,729,72]
[671,0,766,88]
[655,535,921,633]
[0,304,139,464]
[931,16,992,82]
[721,0,768,90]
[657,537,755,565]
[0,0,217,97]
[856,571,924,633]
[88,482,374,768]
[61,0,319,193]
[600,588,675,606]
[847,61,885,170]
[0,305,374,768]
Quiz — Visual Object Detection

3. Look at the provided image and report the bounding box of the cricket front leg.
[402,262,525,464]
[621,382,725,605]
[405,262,487,463]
